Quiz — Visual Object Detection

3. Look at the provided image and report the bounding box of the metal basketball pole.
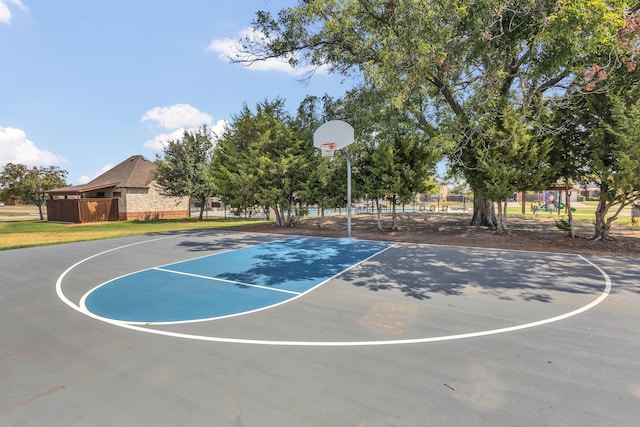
[345,151,352,238]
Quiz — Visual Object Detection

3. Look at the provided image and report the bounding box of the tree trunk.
[469,192,497,227]
[375,199,382,231]
[495,200,508,234]
[319,207,325,229]
[37,203,45,220]
[592,199,612,240]
[592,194,620,241]
[592,194,627,241]
[198,196,206,221]
[391,197,398,231]
[565,182,576,238]
[36,194,45,220]
[285,205,292,227]
[273,204,284,226]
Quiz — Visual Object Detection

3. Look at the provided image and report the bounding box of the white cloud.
[143,119,229,152]
[77,163,113,185]
[141,104,213,130]
[0,0,26,25]
[210,119,228,139]
[0,125,67,167]
[140,104,228,152]
[143,128,186,151]
[208,28,325,76]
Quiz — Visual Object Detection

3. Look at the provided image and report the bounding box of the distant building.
[45,155,189,223]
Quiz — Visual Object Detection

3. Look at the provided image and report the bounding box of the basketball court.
[1,229,639,426]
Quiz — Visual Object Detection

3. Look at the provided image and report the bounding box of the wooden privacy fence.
[47,198,119,223]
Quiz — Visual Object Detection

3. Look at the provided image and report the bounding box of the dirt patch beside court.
[233,213,640,258]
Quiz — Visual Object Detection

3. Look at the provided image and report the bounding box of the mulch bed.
[232,213,640,258]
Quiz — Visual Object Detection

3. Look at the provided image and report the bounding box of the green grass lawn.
[505,205,638,225]
[2,202,637,251]
[0,217,268,250]
[0,212,34,217]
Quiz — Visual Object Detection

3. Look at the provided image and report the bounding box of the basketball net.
[320,141,337,159]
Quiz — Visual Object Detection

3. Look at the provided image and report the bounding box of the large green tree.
[154,125,217,221]
[342,87,440,230]
[0,163,68,220]
[546,99,592,237]
[462,104,555,233]
[551,65,640,240]
[213,99,315,226]
[212,106,261,217]
[240,0,630,230]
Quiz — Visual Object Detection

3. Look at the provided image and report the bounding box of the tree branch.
[427,73,466,121]
[529,70,571,99]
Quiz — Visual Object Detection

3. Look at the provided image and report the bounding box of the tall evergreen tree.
[154,125,216,221]
[213,99,316,226]
[551,66,640,240]
[342,87,441,230]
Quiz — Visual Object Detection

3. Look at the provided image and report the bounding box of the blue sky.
[0,1,352,185]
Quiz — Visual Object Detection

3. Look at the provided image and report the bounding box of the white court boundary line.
[56,237,612,347]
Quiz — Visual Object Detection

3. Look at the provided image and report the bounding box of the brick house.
[46,155,189,223]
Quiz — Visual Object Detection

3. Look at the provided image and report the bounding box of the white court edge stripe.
[57,238,612,347]
[153,267,302,295]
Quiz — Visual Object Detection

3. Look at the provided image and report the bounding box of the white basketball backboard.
[313,120,354,152]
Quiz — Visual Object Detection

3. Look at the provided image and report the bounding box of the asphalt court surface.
[2,230,640,426]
